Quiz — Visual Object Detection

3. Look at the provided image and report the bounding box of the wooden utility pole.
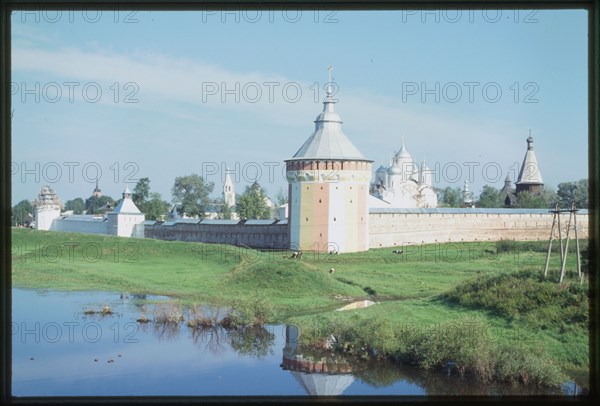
[545,202,581,284]
[543,203,558,277]
[559,207,573,284]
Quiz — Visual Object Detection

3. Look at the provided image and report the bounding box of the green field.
[10,228,588,387]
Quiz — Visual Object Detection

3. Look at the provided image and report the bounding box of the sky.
[10,8,588,205]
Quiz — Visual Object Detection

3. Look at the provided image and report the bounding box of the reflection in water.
[281,325,573,396]
[11,289,584,396]
[281,325,356,396]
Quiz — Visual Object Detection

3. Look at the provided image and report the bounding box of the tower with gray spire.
[285,67,372,253]
[516,133,544,194]
[92,180,102,198]
[223,168,235,208]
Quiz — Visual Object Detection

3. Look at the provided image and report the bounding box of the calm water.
[11,289,579,397]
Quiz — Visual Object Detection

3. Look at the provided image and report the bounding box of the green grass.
[10,228,589,386]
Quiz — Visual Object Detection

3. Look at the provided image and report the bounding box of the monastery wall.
[144,220,289,249]
[142,208,589,251]
[368,208,589,249]
[51,216,110,235]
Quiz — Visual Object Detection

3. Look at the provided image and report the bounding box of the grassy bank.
[10,228,588,387]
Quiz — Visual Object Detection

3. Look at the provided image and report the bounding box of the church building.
[515,134,544,194]
[370,140,438,208]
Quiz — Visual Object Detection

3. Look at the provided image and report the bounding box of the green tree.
[215,198,234,219]
[133,177,150,207]
[516,188,557,209]
[65,198,85,214]
[275,187,288,206]
[477,185,503,208]
[438,186,462,207]
[557,179,588,208]
[237,184,271,220]
[12,200,32,226]
[171,174,214,218]
[144,192,170,221]
[85,195,114,214]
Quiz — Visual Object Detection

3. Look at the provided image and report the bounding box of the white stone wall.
[368,210,589,249]
[108,213,145,237]
[51,218,109,235]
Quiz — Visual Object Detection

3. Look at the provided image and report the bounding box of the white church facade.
[369,141,438,209]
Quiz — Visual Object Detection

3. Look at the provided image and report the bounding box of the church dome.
[386,164,402,175]
[394,141,412,160]
[376,165,387,173]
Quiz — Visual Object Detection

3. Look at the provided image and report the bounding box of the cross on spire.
[326,65,334,98]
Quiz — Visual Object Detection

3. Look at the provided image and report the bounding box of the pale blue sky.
[11,9,588,205]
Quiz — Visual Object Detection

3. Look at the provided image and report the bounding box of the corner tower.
[285,68,372,253]
[107,186,145,237]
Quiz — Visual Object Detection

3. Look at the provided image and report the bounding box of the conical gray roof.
[287,71,369,162]
[516,136,543,185]
[291,371,354,396]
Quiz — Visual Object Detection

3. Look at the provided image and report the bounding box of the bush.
[496,239,517,253]
[153,303,184,324]
[440,270,589,330]
[222,294,274,328]
[294,315,567,387]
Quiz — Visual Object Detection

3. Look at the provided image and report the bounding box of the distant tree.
[216,198,234,219]
[143,192,170,220]
[557,179,588,208]
[65,198,85,214]
[12,200,32,226]
[85,195,114,214]
[133,177,150,207]
[237,184,271,220]
[477,185,503,208]
[438,186,462,207]
[516,188,557,209]
[275,187,288,206]
[171,174,214,218]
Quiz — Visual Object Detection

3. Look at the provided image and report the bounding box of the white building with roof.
[107,187,146,237]
[33,185,145,237]
[32,185,62,231]
[370,140,438,208]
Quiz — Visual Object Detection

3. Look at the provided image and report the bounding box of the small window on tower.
[319,199,322,203]
[333,217,336,221]
[306,217,308,222]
